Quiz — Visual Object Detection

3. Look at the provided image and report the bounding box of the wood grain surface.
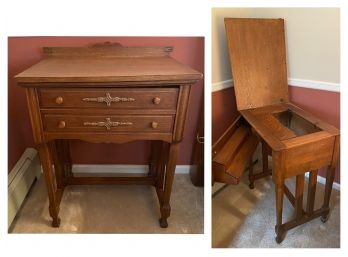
[15,57,202,84]
[17,44,202,228]
[225,18,288,110]
[224,18,340,243]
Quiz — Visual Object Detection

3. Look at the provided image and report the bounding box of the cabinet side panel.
[173,85,191,142]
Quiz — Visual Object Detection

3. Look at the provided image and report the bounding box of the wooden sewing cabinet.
[15,44,202,228]
[223,18,340,243]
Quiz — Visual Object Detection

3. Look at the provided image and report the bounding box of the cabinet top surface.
[15,45,203,85]
[240,103,339,151]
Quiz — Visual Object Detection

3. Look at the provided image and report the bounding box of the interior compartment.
[273,110,322,136]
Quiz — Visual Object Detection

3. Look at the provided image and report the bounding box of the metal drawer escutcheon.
[83,118,133,130]
[82,93,135,106]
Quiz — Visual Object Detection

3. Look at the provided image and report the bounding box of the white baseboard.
[72,164,191,174]
[305,172,340,191]
[212,79,233,92]
[212,78,340,93]
[8,148,41,228]
[288,78,340,92]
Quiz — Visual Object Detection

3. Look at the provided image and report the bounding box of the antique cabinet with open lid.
[15,43,203,228]
[222,18,339,243]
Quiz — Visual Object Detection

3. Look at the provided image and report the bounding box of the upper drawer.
[38,88,179,109]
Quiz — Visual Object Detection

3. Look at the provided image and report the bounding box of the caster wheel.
[249,183,255,189]
[159,218,168,228]
[52,217,61,228]
[321,215,329,223]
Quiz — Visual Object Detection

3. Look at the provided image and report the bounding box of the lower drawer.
[43,114,175,133]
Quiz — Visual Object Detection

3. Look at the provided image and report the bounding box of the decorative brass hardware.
[82,93,135,106]
[151,121,158,129]
[55,96,64,105]
[153,97,161,105]
[83,118,133,130]
[58,121,66,129]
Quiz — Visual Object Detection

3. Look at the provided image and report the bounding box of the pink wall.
[212,86,340,183]
[8,37,204,172]
[289,86,340,128]
[289,86,340,182]
[212,87,239,143]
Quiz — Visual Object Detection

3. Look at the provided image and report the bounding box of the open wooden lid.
[225,18,289,110]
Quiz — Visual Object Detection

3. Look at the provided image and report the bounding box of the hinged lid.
[225,18,289,110]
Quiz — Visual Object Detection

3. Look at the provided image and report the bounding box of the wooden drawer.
[43,114,174,133]
[38,88,179,109]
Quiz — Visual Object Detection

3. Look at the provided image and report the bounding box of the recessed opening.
[273,110,322,136]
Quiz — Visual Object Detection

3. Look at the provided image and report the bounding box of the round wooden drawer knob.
[55,96,64,105]
[151,121,158,129]
[58,121,66,129]
[153,97,161,105]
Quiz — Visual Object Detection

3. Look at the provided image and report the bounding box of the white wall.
[212,8,340,84]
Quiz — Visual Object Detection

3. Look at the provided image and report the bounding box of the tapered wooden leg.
[38,143,60,227]
[50,140,65,189]
[306,170,318,215]
[295,174,304,220]
[149,141,160,177]
[262,141,268,174]
[159,142,179,228]
[248,156,255,189]
[247,141,271,187]
[51,139,73,187]
[321,135,339,222]
[275,181,285,243]
[156,142,169,190]
[321,166,336,222]
[59,139,73,179]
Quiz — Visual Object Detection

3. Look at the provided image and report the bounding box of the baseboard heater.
[8,148,41,228]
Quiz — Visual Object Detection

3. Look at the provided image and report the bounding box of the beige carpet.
[212,173,340,248]
[10,174,203,234]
